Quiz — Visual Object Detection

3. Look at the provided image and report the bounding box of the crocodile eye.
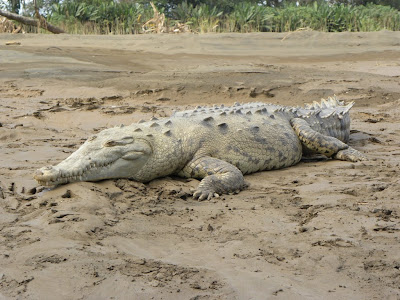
[104,140,117,147]
[103,137,134,147]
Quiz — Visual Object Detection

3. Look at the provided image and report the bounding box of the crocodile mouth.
[34,160,116,186]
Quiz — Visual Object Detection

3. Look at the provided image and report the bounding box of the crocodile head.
[34,126,153,186]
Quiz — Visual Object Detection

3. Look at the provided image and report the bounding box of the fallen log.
[0,8,64,34]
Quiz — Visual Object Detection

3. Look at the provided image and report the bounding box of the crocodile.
[34,96,366,200]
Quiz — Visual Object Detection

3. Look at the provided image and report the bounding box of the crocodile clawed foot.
[334,147,367,162]
[193,189,220,201]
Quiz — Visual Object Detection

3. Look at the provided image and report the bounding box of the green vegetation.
[48,1,154,34]
[2,0,400,34]
[264,2,400,32]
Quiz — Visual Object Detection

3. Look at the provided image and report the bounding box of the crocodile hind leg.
[290,118,367,162]
[178,155,246,201]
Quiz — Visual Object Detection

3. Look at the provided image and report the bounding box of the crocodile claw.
[193,189,220,201]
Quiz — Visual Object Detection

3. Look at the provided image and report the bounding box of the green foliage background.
[1,0,400,33]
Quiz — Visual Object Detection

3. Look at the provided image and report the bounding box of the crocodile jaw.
[34,128,153,187]
[34,160,119,186]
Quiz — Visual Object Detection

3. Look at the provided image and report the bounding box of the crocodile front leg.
[290,118,367,162]
[178,155,246,201]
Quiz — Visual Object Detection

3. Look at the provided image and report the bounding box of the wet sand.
[0,31,399,299]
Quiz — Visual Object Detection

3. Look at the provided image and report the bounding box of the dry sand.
[0,31,399,299]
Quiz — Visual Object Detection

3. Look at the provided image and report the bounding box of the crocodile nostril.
[35,169,44,176]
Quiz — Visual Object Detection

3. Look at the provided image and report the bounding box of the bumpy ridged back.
[170,96,353,142]
[297,96,353,143]
[302,95,354,119]
[172,96,353,118]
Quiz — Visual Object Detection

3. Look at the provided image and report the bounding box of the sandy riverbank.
[0,31,399,299]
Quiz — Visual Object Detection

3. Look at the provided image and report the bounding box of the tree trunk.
[0,8,65,34]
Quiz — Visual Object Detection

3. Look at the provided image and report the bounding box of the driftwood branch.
[0,8,64,34]
[1,16,24,33]
[142,2,165,33]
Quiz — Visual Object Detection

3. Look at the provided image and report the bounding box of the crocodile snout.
[34,166,56,178]
[34,166,62,186]
[34,169,44,177]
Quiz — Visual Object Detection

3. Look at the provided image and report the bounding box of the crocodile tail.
[301,96,354,142]
[304,95,354,119]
